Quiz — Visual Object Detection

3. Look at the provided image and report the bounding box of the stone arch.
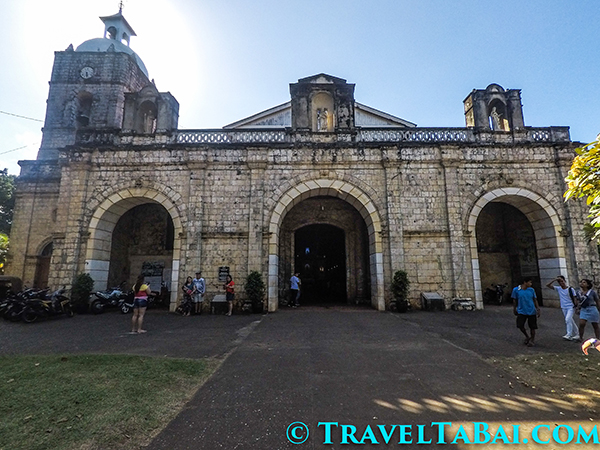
[136,100,158,133]
[84,187,184,310]
[467,187,566,307]
[267,178,384,312]
[33,240,53,289]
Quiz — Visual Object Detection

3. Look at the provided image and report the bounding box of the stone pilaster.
[247,149,268,274]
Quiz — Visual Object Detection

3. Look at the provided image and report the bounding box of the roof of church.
[224,101,416,129]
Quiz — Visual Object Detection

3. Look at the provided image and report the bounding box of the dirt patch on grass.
[487,352,600,420]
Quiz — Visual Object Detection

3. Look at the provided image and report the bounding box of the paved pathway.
[1,305,593,449]
[145,306,586,449]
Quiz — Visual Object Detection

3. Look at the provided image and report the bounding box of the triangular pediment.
[224,101,415,129]
[297,73,348,85]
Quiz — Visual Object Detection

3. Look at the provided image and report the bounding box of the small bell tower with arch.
[463,84,525,132]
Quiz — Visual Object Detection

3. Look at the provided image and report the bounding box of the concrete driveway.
[1,305,593,449]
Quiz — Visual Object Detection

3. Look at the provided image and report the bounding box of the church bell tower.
[38,9,178,160]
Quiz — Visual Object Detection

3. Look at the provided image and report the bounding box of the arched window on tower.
[488,100,510,131]
[121,32,130,46]
[106,26,117,40]
[76,91,93,128]
[136,100,158,134]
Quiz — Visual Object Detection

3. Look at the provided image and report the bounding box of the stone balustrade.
[74,126,571,146]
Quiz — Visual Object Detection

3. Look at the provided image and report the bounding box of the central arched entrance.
[295,224,347,304]
[267,178,385,312]
[277,194,372,308]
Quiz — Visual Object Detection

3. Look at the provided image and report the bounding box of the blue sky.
[1,0,599,174]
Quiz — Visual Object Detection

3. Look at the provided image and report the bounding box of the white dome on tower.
[75,10,148,77]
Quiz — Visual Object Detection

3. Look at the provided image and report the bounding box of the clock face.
[80,67,94,79]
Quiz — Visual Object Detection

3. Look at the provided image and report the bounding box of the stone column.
[382,150,405,272]
[51,157,93,289]
[440,146,473,302]
[247,150,268,274]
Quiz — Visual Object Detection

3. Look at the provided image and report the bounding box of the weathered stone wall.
[8,136,597,311]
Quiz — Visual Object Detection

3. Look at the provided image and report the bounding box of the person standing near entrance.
[224,275,234,316]
[131,275,151,334]
[192,271,206,315]
[290,272,301,307]
[512,277,541,347]
[576,279,600,341]
[546,275,579,341]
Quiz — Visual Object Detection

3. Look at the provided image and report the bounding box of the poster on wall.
[218,266,230,283]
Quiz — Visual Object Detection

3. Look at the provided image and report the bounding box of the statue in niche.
[317,108,329,132]
[490,107,503,131]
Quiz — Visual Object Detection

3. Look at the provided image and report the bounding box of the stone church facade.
[8,11,600,311]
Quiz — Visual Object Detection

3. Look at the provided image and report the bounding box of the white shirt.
[553,285,575,309]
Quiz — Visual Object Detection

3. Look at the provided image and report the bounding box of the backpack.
[568,286,578,305]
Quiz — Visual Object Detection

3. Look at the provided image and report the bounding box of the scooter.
[21,288,74,323]
[3,288,48,321]
[91,285,130,314]
[483,283,507,305]
[118,291,135,314]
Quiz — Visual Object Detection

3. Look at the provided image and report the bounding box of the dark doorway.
[34,242,53,289]
[294,224,346,304]
[476,202,543,305]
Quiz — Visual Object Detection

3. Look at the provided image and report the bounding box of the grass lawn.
[489,351,600,418]
[0,354,220,450]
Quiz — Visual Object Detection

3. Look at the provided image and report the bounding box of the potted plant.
[245,271,266,313]
[391,270,410,313]
[71,273,94,313]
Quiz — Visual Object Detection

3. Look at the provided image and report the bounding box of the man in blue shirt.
[192,271,206,315]
[290,273,301,308]
[512,277,541,347]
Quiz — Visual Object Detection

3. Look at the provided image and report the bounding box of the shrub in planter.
[245,271,265,313]
[71,273,94,313]
[391,270,410,313]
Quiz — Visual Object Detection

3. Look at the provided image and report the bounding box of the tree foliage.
[565,139,600,241]
[0,169,16,235]
[71,273,95,309]
[244,271,265,307]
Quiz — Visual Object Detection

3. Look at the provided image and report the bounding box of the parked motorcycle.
[483,283,507,305]
[91,285,130,314]
[118,291,135,314]
[118,290,162,314]
[21,288,74,323]
[2,288,48,321]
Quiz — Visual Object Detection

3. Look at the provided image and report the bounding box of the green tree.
[391,270,410,313]
[565,138,600,240]
[0,169,16,235]
[244,271,266,313]
[71,273,95,312]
